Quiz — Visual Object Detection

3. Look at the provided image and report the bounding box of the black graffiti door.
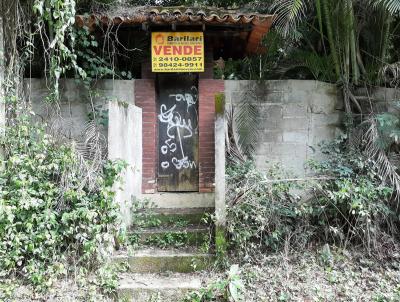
[156,74,199,192]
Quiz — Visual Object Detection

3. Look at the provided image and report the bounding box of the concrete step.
[131,225,211,247]
[118,273,203,301]
[113,248,214,273]
[151,207,214,225]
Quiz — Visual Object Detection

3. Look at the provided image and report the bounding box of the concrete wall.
[225,80,343,176]
[355,86,400,114]
[25,78,135,139]
[0,16,4,161]
[24,78,344,209]
[108,101,142,227]
[25,78,138,224]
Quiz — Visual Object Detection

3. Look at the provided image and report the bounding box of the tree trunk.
[322,0,341,79]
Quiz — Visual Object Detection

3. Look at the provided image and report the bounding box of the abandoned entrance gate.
[74,9,275,198]
[156,73,199,191]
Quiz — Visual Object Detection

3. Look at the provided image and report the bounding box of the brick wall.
[199,79,224,192]
[135,79,157,193]
[135,78,223,194]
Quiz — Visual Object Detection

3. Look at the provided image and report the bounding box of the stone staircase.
[114,207,215,301]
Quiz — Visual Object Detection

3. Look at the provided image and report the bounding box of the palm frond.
[270,0,310,37]
[73,119,107,190]
[381,62,400,87]
[49,118,107,210]
[76,120,107,161]
[225,86,262,162]
[226,105,247,163]
[362,118,400,203]
[370,0,400,15]
[289,50,336,82]
[235,90,261,157]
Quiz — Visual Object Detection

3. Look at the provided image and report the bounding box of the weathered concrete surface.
[214,95,226,227]
[108,101,142,228]
[151,207,214,225]
[0,16,5,163]
[355,86,400,114]
[145,192,215,208]
[25,78,135,139]
[113,249,214,273]
[25,79,137,226]
[225,80,343,176]
[132,225,210,246]
[118,273,202,301]
[214,94,227,253]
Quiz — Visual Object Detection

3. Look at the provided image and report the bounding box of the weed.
[130,198,161,229]
[127,232,140,247]
[184,265,244,302]
[226,161,305,258]
[94,262,123,296]
[145,232,189,248]
[171,218,190,228]
[226,135,398,259]
[278,291,291,301]
[307,136,396,255]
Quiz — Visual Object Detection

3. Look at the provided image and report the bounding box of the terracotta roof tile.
[75,6,275,55]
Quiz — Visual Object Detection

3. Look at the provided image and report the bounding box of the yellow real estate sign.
[151,32,204,73]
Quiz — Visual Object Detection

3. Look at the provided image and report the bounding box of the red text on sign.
[153,45,202,56]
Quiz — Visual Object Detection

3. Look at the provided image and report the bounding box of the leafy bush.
[0,107,126,289]
[226,161,307,257]
[307,136,396,254]
[226,135,398,258]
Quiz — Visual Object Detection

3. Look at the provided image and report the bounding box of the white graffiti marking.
[169,86,198,111]
[172,157,197,169]
[161,145,168,155]
[159,104,193,139]
[158,88,198,170]
[164,138,177,153]
[161,161,170,169]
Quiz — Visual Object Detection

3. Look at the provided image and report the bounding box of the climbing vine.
[0,0,127,297]
[33,0,85,101]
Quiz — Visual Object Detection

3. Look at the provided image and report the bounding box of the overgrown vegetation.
[226,162,305,257]
[127,199,212,250]
[308,136,397,256]
[226,135,399,260]
[184,265,244,302]
[0,104,126,292]
[193,136,399,300]
[0,0,130,297]
[1,0,400,300]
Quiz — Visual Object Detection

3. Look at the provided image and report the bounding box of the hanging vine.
[33,0,86,101]
[0,0,129,296]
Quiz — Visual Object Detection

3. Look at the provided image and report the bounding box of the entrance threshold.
[141,192,214,209]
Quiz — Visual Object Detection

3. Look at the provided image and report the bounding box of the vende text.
[153,45,202,56]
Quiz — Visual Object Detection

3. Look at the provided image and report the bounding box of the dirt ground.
[240,247,400,302]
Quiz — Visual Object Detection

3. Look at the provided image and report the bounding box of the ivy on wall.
[33,0,86,100]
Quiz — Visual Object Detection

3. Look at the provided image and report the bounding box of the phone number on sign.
[154,57,203,62]
[154,62,203,68]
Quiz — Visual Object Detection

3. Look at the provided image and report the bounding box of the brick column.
[135,79,157,193]
[198,79,224,192]
[135,78,224,194]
